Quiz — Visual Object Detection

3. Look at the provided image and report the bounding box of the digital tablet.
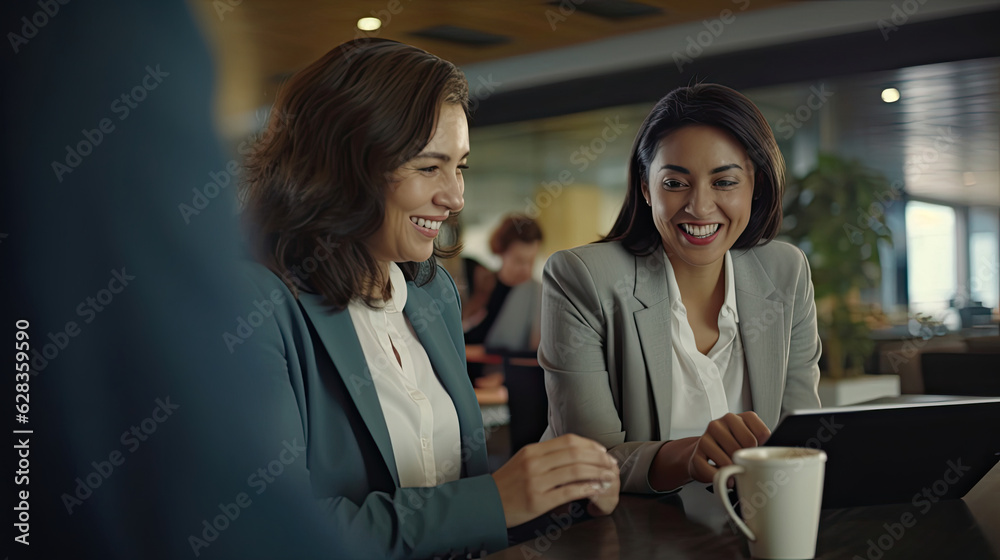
[764,397,1000,508]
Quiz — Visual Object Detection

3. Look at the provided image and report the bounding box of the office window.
[906,201,957,316]
[969,207,1000,311]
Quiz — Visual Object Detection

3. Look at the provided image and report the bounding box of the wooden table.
[488,462,1000,559]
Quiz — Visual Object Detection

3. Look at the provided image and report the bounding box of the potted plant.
[780,154,895,379]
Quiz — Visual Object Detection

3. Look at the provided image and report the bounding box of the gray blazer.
[539,240,822,493]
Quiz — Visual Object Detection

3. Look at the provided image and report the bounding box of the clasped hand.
[491,434,620,527]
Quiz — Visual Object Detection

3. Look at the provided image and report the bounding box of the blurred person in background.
[539,84,822,495]
[239,38,618,559]
[463,214,544,391]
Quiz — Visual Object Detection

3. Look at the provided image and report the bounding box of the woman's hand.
[688,411,771,483]
[585,456,620,517]
[491,434,619,527]
[649,412,771,491]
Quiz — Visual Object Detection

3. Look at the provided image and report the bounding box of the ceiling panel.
[193,0,796,120]
[787,57,1000,207]
[207,0,795,75]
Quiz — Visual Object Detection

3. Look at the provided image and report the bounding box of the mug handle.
[714,465,756,542]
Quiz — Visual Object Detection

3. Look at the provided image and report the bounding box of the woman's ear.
[640,180,651,206]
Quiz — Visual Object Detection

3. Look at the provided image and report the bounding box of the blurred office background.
[193,0,1000,400]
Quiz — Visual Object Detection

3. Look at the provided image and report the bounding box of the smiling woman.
[539,83,822,495]
[241,39,469,308]
[368,103,469,267]
[236,38,619,559]
[644,125,755,271]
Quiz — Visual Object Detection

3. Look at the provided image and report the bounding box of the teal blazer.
[241,262,509,559]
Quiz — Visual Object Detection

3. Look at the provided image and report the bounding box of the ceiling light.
[881,88,900,103]
[357,17,381,31]
[963,172,977,187]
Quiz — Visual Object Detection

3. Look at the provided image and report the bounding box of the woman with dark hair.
[240,39,618,558]
[539,84,821,494]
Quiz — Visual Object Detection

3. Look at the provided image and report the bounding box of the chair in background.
[964,335,1000,353]
[501,352,549,454]
[921,352,1000,396]
[873,334,967,394]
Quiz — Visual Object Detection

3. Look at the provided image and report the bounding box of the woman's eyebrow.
[413,151,471,161]
[711,163,743,173]
[659,163,743,173]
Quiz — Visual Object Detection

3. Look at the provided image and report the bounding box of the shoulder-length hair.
[241,38,469,309]
[602,83,784,255]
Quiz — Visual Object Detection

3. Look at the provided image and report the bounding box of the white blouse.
[347,262,462,488]
[665,251,753,440]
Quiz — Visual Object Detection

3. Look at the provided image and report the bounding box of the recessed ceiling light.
[357,17,381,31]
[881,88,900,103]
[963,172,977,187]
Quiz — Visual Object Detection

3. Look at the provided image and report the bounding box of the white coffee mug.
[714,447,827,559]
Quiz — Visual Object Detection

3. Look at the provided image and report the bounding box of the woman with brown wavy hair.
[239,38,618,558]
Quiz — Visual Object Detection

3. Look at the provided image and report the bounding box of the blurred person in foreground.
[238,38,618,559]
[539,84,822,494]
[1,1,359,557]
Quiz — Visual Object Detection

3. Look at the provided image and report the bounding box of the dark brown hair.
[241,39,469,309]
[602,83,784,255]
[489,214,543,255]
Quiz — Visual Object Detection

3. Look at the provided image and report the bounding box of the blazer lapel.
[297,293,400,486]
[733,249,786,429]
[404,281,490,477]
[632,249,673,440]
